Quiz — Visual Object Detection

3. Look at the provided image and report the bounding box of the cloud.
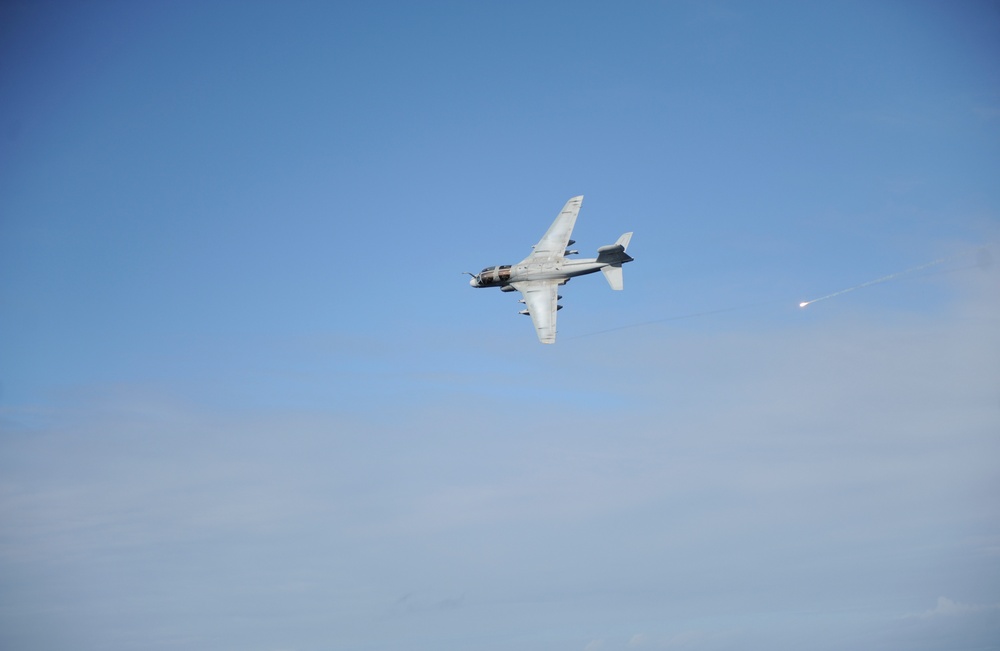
[670,631,711,648]
[388,592,466,617]
[904,596,1000,619]
[1,246,997,651]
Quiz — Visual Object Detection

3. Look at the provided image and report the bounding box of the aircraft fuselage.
[469,258,607,289]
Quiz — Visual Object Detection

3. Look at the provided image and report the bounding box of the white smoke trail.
[799,257,952,308]
[569,247,991,339]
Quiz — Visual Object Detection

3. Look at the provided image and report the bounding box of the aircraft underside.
[467,196,633,343]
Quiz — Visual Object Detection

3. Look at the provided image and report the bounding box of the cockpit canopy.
[477,264,512,286]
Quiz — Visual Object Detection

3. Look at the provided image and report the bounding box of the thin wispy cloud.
[904,596,1000,619]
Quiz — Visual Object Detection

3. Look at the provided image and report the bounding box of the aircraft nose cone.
[469,276,477,287]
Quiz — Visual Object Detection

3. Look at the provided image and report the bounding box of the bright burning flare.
[799,301,810,308]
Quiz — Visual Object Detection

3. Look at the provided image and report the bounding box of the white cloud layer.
[1,255,997,651]
[905,596,1000,619]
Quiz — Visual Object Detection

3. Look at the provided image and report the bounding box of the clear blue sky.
[1,2,998,650]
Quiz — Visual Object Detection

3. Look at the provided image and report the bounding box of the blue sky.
[1,2,998,650]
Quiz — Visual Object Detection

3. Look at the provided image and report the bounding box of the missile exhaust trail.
[798,257,952,308]
[570,247,991,339]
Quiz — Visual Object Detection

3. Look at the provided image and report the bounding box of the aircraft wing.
[511,280,560,344]
[524,195,583,261]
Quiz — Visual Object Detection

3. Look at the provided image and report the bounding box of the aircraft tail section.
[597,232,633,290]
[596,232,633,263]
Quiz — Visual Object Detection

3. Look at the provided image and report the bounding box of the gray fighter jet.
[467,196,633,344]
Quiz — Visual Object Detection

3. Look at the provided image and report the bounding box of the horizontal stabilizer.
[601,264,624,290]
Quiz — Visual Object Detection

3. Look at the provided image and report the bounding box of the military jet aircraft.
[467,195,633,344]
